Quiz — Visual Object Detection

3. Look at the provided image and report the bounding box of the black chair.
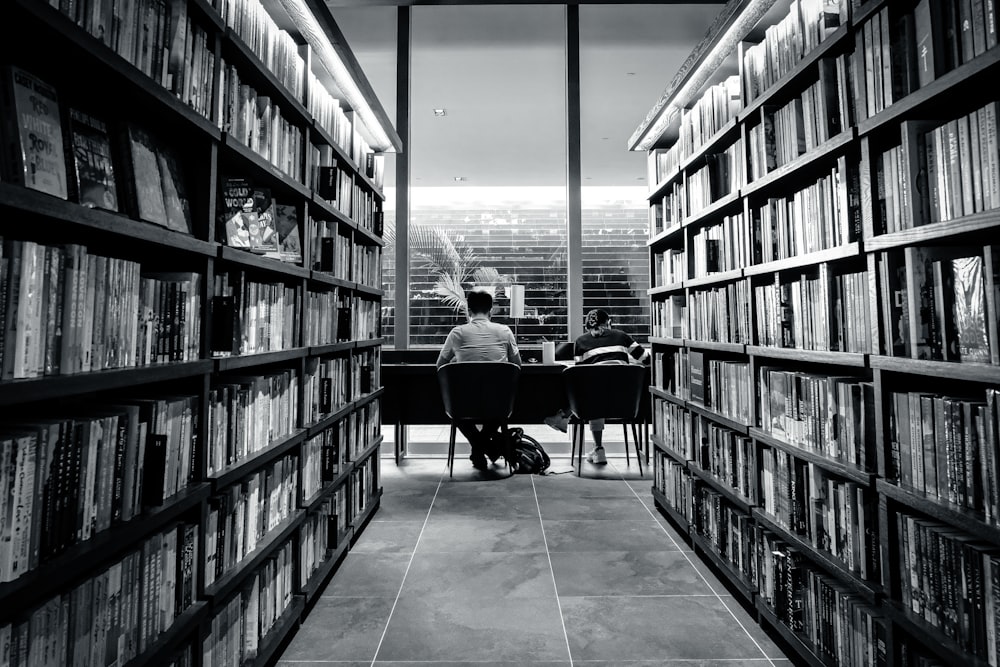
[563,364,646,477]
[437,361,521,476]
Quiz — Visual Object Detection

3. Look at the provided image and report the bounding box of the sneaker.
[586,447,607,464]
[544,413,569,433]
[470,452,489,470]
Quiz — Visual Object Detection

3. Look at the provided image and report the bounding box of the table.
[381,361,650,463]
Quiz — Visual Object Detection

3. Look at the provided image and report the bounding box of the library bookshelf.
[634,0,1000,665]
[0,0,399,664]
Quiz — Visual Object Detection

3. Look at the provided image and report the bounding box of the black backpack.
[503,427,550,474]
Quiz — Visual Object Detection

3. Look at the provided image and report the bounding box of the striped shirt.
[436,316,522,368]
[574,328,649,366]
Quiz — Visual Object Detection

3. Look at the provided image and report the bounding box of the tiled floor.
[277,455,794,667]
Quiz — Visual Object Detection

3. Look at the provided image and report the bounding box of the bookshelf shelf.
[354,224,385,247]
[652,435,692,466]
[355,283,385,297]
[739,24,852,123]
[880,599,992,667]
[0,482,210,623]
[751,509,879,603]
[188,0,225,30]
[863,209,1000,251]
[648,336,686,347]
[356,170,385,201]
[651,487,689,536]
[741,130,855,199]
[221,27,312,127]
[857,45,1000,139]
[251,595,307,667]
[355,389,386,409]
[750,428,874,485]
[305,402,355,438]
[130,601,210,667]
[743,242,862,277]
[649,386,687,407]
[683,338,745,354]
[204,510,306,606]
[209,429,309,490]
[215,348,310,371]
[302,466,354,514]
[0,360,214,407]
[746,345,867,367]
[308,341,355,356]
[309,120,350,160]
[356,337,386,350]
[221,133,311,198]
[648,172,683,201]
[300,540,349,604]
[310,193,354,226]
[869,355,1000,383]
[647,224,684,249]
[682,191,742,229]
[350,437,385,468]
[689,532,757,600]
[850,0,886,26]
[685,268,744,289]
[688,464,754,515]
[754,600,837,667]
[350,488,383,533]
[218,245,312,278]
[648,281,685,296]
[686,402,750,435]
[309,272,354,289]
[875,479,1000,547]
[678,116,741,176]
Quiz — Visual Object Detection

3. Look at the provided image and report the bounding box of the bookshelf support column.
[566,4,583,341]
[395,5,411,351]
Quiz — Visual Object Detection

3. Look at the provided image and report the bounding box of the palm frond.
[432,273,468,313]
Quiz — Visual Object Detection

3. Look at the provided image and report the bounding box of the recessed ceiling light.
[636,176,645,180]
[601,137,609,140]
[626,72,636,76]
[433,108,447,116]
[454,176,466,182]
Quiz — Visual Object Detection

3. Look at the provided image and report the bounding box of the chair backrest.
[563,364,645,422]
[437,362,521,422]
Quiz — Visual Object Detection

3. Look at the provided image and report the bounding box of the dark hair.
[584,309,610,329]
[466,290,493,315]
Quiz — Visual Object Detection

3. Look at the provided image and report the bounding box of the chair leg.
[448,424,457,478]
[576,422,584,477]
[631,423,644,477]
[622,423,630,466]
[501,423,510,468]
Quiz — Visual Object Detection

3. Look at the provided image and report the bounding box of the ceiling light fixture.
[454,176,466,182]
[433,108,447,116]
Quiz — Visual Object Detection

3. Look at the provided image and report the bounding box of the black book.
[317,165,339,202]
[320,237,336,273]
[337,307,351,342]
[141,433,167,509]
[210,295,236,355]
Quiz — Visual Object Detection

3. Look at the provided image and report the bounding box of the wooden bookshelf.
[636,0,1000,664]
[0,0,397,662]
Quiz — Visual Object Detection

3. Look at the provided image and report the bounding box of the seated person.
[436,289,522,470]
[545,308,650,464]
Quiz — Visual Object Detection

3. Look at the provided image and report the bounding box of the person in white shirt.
[436,289,522,469]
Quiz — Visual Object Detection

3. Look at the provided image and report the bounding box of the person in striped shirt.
[545,309,649,464]
[437,289,522,470]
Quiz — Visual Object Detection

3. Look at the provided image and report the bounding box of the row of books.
[686,140,744,216]
[751,157,857,264]
[217,178,303,262]
[741,0,846,104]
[203,452,298,587]
[759,451,878,578]
[700,358,752,425]
[311,221,350,277]
[0,395,198,581]
[653,397,693,460]
[308,70,353,155]
[690,213,749,279]
[652,450,693,520]
[653,347,690,400]
[0,241,201,380]
[353,244,382,288]
[301,424,348,503]
[896,511,1000,662]
[206,370,300,477]
[202,539,294,667]
[650,296,686,340]
[693,485,755,580]
[299,491,345,587]
[687,279,752,345]
[43,0,214,120]
[655,248,685,287]
[753,268,872,354]
[695,419,756,502]
[677,75,742,165]
[312,148,353,214]
[648,182,684,237]
[352,182,384,235]
[304,289,338,347]
[218,60,305,183]
[352,399,380,461]
[349,296,380,341]
[211,272,301,357]
[759,368,875,470]
[0,521,198,667]
[213,0,305,104]
[303,356,351,426]
[889,388,1000,520]
[350,453,378,519]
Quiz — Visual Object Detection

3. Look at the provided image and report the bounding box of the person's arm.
[436,328,460,369]
[505,328,522,366]
[625,334,651,365]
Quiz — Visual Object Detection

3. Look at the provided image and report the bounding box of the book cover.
[123,125,167,226]
[156,144,193,234]
[952,255,990,362]
[67,108,118,211]
[217,177,253,248]
[263,203,302,264]
[0,67,67,199]
[914,0,948,87]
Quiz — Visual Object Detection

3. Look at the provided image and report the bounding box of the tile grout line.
[368,463,448,667]
[530,473,575,667]
[612,461,778,667]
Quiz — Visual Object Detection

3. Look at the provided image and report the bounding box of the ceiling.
[327,3,723,188]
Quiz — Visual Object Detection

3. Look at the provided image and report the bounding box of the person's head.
[466,289,494,318]
[584,309,611,335]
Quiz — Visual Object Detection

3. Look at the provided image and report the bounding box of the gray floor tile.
[400,551,556,599]
[573,661,788,666]
[550,550,712,596]
[543,519,681,552]
[373,663,571,666]
[435,474,537,496]
[321,552,411,597]
[278,597,393,661]
[373,490,439,521]
[376,596,570,662]
[351,521,424,553]
[532,475,639,498]
[429,494,540,520]
[538,496,654,521]
[417,519,546,552]
[560,596,770,661]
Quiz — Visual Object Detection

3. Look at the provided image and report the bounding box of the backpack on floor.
[504,427,550,474]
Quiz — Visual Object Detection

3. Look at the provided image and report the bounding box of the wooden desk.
[381,362,650,462]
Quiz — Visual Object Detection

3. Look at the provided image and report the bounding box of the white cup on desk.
[542,341,556,364]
